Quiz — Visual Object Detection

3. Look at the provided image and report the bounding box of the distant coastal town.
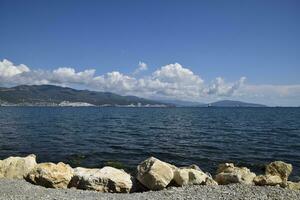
[0,100,168,107]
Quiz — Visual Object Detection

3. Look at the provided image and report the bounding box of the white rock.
[70,166,133,193]
[137,157,174,190]
[26,162,74,189]
[253,175,282,186]
[0,154,37,179]
[215,163,256,185]
[173,168,208,186]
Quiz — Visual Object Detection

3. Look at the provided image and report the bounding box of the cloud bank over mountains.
[0,59,299,106]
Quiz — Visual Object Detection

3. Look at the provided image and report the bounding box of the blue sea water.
[0,107,299,180]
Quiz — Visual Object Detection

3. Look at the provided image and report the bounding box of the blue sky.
[0,0,300,106]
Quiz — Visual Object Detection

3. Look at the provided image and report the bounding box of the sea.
[0,107,299,180]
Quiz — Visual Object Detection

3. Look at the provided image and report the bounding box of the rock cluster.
[213,161,298,189]
[214,163,256,185]
[136,157,217,190]
[253,161,293,187]
[0,154,299,193]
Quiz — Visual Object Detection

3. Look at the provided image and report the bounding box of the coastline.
[1,155,300,200]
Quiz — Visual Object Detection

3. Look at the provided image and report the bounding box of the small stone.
[286,181,300,190]
[253,175,282,186]
[205,177,218,186]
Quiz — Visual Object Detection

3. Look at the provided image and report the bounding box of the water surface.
[0,107,299,179]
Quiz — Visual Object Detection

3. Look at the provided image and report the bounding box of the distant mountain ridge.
[163,99,267,107]
[0,85,267,107]
[207,100,267,107]
[0,85,169,106]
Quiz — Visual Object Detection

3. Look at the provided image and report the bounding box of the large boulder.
[26,162,73,189]
[70,166,133,193]
[0,154,37,179]
[173,168,217,186]
[253,175,282,186]
[214,163,256,185]
[265,161,292,182]
[137,157,174,190]
[173,168,207,186]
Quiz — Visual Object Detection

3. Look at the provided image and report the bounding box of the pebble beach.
[1,179,300,200]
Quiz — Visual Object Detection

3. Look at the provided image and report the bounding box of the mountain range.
[206,100,267,107]
[163,99,266,107]
[0,85,267,107]
[0,85,167,107]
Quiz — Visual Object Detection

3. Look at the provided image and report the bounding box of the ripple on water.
[0,107,299,178]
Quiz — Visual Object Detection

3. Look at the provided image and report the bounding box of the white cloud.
[138,61,147,71]
[52,67,95,84]
[91,71,137,93]
[153,63,203,84]
[133,61,148,75]
[206,76,246,96]
[143,63,205,99]
[0,59,30,78]
[0,59,299,106]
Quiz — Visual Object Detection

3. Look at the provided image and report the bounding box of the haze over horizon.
[0,0,299,106]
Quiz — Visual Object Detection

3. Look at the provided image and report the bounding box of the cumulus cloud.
[206,76,246,96]
[52,67,96,84]
[146,63,205,99]
[133,61,148,75]
[0,59,30,78]
[91,71,137,94]
[0,59,299,106]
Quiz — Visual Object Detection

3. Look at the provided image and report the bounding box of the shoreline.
[0,155,300,200]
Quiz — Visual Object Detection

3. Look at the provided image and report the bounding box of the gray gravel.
[0,179,300,200]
